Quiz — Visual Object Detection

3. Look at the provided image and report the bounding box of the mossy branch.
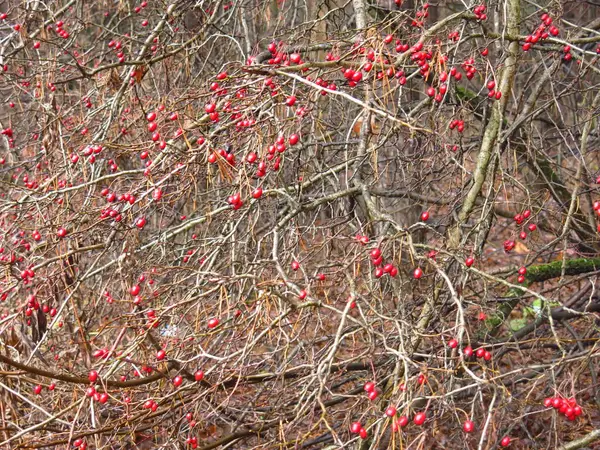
[490,257,600,329]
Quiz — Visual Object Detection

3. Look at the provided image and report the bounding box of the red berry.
[208,318,220,329]
[194,370,204,381]
[463,420,475,433]
[173,375,183,387]
[397,415,409,427]
[135,217,147,229]
[88,370,98,383]
[465,257,474,267]
[413,267,423,279]
[421,211,430,221]
[359,428,368,439]
[500,436,511,447]
[448,338,458,348]
[463,346,473,357]
[364,381,375,393]
[385,406,397,417]
[413,412,426,425]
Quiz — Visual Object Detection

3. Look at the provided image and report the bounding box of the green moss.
[525,257,600,282]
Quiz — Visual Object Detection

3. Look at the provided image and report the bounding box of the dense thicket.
[0,0,600,448]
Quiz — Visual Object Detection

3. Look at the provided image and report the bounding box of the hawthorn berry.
[413,412,426,425]
[463,420,475,433]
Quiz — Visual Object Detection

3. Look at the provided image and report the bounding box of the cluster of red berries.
[513,209,537,240]
[233,115,256,130]
[51,20,71,40]
[517,266,527,283]
[544,396,583,421]
[0,127,15,149]
[86,385,109,404]
[415,3,429,19]
[410,42,434,78]
[426,83,447,103]
[204,102,219,122]
[460,57,477,80]
[457,343,493,361]
[503,239,516,253]
[355,234,370,245]
[364,381,379,400]
[485,79,502,100]
[77,144,103,164]
[387,406,426,430]
[369,248,399,278]
[342,67,363,86]
[523,13,560,52]
[473,4,487,21]
[324,52,338,61]
[350,420,369,439]
[449,119,465,132]
[306,76,337,95]
[185,436,198,448]
[72,438,87,449]
[143,398,159,411]
[266,42,309,69]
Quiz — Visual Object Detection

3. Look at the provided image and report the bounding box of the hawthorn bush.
[0,0,600,448]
